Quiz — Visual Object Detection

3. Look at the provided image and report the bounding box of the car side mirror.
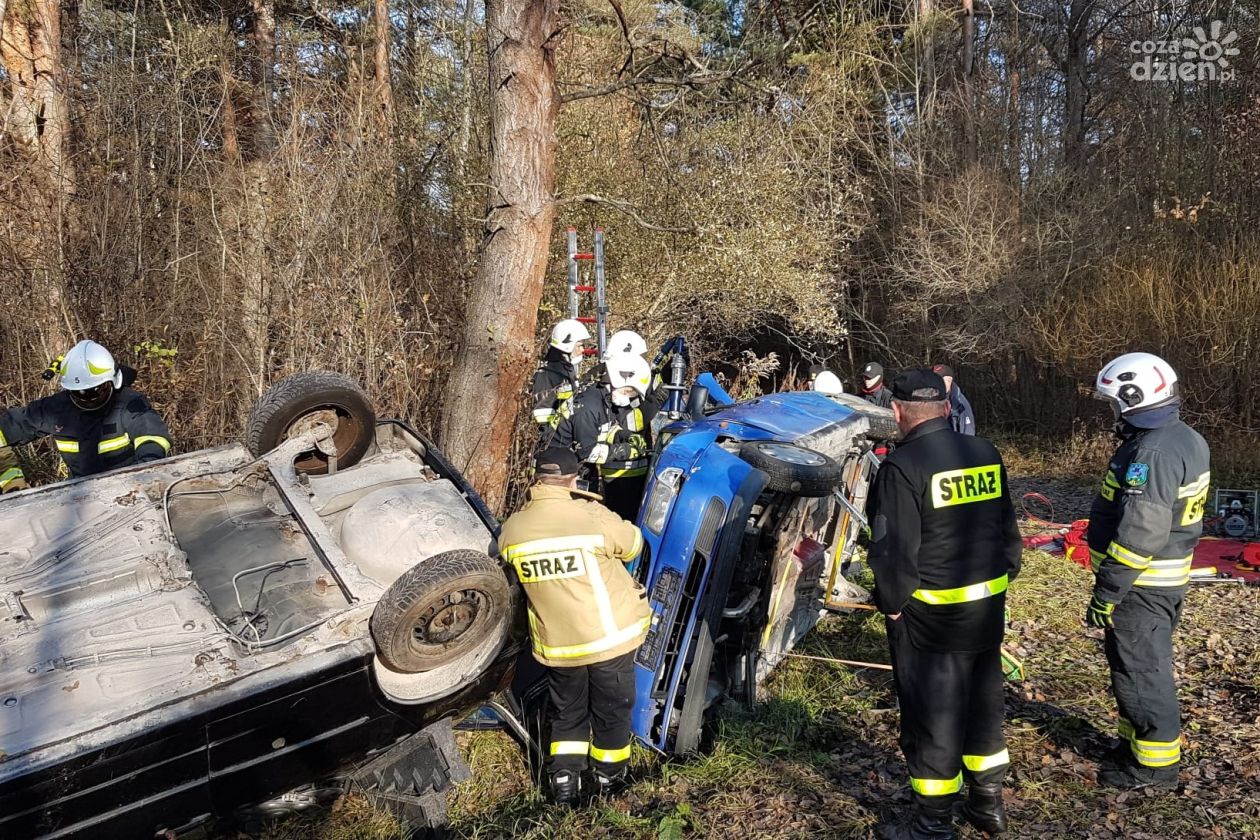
[686,385,710,417]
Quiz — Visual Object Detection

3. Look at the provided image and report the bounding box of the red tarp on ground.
[1062,519,1260,582]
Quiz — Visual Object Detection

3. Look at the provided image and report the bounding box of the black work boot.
[1098,762,1179,791]
[880,802,956,839]
[961,783,1007,835]
[592,768,629,798]
[547,769,580,806]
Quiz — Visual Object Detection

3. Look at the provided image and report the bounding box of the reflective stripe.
[600,464,648,479]
[134,435,171,453]
[910,773,963,796]
[962,749,1010,773]
[584,539,620,637]
[532,617,650,661]
[626,408,644,432]
[588,443,611,464]
[589,743,632,764]
[1104,472,1121,488]
[1107,541,1152,570]
[1178,472,1211,498]
[1131,737,1180,768]
[625,529,644,563]
[0,466,24,487]
[1089,549,1107,572]
[912,574,1008,605]
[550,740,590,756]
[532,409,556,423]
[1134,555,1192,588]
[0,430,6,446]
[98,433,131,454]
[55,438,80,453]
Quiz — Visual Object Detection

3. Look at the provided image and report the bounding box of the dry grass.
[246,547,1260,839]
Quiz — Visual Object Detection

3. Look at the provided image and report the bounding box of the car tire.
[246,371,376,474]
[371,549,512,674]
[860,412,899,442]
[738,441,843,497]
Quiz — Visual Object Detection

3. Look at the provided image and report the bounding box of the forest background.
[2,0,1258,509]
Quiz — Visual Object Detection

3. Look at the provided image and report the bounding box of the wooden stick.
[827,601,878,612]
[781,652,893,671]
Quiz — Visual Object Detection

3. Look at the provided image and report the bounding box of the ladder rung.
[571,253,595,260]
[573,285,595,292]
[582,348,598,356]
[576,316,596,323]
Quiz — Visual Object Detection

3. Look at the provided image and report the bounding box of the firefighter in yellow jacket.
[499,446,650,805]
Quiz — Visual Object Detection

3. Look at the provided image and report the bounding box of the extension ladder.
[566,228,608,358]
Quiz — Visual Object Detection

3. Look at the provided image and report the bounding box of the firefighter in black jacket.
[859,361,894,409]
[552,352,657,520]
[1086,352,1209,790]
[530,319,591,432]
[0,340,171,481]
[867,368,1022,840]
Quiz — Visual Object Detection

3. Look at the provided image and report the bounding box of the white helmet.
[1094,352,1179,418]
[549,319,592,354]
[602,330,648,361]
[604,352,652,399]
[59,340,124,411]
[812,370,844,396]
[60,340,123,391]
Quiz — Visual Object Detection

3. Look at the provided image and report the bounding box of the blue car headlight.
[642,467,683,535]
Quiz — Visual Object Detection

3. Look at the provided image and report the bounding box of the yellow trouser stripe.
[550,740,590,756]
[531,617,650,661]
[1089,549,1107,571]
[910,773,963,796]
[1131,738,1180,767]
[98,433,131,454]
[1107,541,1152,570]
[962,749,1010,773]
[589,744,632,763]
[55,438,80,453]
[134,435,171,453]
[0,431,7,446]
[0,466,24,487]
[532,409,555,423]
[912,574,1008,605]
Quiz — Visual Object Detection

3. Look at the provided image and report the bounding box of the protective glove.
[1,476,29,494]
[626,433,647,452]
[1086,593,1115,629]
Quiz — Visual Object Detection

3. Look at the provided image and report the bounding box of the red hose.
[1021,492,1073,530]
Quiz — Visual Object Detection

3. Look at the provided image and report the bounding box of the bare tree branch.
[559,194,697,234]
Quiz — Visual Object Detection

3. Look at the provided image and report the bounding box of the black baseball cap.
[861,362,884,379]
[535,447,581,477]
[891,368,948,402]
[931,363,955,379]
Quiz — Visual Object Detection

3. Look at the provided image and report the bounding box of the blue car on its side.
[630,372,896,754]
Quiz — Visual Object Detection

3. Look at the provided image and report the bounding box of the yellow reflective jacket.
[499,483,650,668]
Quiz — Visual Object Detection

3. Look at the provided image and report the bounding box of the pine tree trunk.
[439,0,558,512]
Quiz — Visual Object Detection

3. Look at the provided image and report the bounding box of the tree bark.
[1,0,75,355]
[960,0,977,165]
[373,0,394,124]
[440,0,558,512]
[1063,0,1093,170]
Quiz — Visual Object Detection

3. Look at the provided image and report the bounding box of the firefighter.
[867,368,1022,839]
[530,319,591,433]
[552,352,657,520]
[601,329,648,361]
[0,340,171,482]
[499,446,650,805]
[931,364,976,436]
[0,445,25,493]
[811,370,844,395]
[1085,352,1209,789]
[860,362,894,409]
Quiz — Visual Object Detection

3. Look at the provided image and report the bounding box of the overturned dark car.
[0,373,525,838]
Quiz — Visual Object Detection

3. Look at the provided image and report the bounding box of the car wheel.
[737,441,843,497]
[245,371,376,474]
[371,549,511,674]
